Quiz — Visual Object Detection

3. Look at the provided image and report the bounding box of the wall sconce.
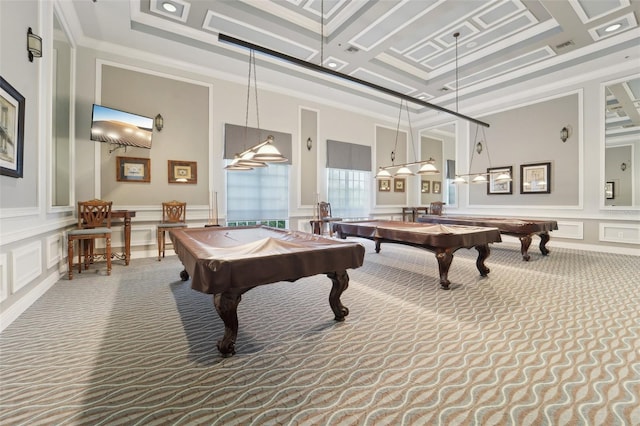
[621,162,627,171]
[306,137,312,151]
[27,27,42,62]
[560,126,570,142]
[154,114,164,131]
[475,141,483,154]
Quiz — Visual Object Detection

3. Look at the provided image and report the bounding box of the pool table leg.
[213,292,242,357]
[327,270,350,321]
[435,249,453,290]
[519,235,532,261]
[539,232,551,255]
[475,244,491,276]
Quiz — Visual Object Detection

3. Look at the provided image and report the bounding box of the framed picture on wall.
[432,181,441,194]
[116,156,151,182]
[0,76,25,178]
[605,181,614,199]
[168,160,197,184]
[378,179,391,191]
[394,178,405,192]
[421,180,430,193]
[487,166,513,194]
[520,162,550,194]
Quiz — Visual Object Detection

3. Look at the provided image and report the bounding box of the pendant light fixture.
[225,50,287,171]
[449,32,510,185]
[375,100,440,178]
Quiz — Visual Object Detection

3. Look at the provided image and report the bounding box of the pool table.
[169,225,365,357]
[332,220,502,290]
[416,215,558,261]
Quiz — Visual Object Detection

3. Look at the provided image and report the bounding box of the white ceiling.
[64,0,639,123]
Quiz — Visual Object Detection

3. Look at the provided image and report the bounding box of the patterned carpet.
[1,239,639,425]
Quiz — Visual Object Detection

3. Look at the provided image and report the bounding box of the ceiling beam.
[218,33,490,128]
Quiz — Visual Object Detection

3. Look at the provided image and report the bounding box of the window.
[327,168,370,219]
[325,139,372,219]
[226,163,289,228]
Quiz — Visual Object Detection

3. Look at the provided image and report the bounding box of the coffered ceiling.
[65,0,639,120]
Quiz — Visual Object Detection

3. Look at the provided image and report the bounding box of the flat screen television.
[90,104,153,149]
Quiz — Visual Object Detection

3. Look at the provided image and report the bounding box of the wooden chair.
[67,199,113,280]
[157,201,187,260]
[429,201,445,216]
[318,201,342,237]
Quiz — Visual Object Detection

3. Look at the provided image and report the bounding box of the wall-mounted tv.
[90,104,153,149]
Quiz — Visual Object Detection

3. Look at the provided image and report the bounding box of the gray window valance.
[326,139,372,171]
[224,123,292,165]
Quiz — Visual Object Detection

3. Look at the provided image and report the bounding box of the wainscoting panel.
[0,253,7,303]
[46,233,63,269]
[599,222,640,245]
[11,241,42,293]
[134,226,157,247]
[555,221,584,240]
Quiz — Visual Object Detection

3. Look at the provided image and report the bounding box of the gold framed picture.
[421,180,430,193]
[378,178,391,192]
[394,178,405,192]
[432,180,441,194]
[116,156,150,183]
[168,160,197,184]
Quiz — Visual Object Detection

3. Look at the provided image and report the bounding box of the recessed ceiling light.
[605,23,622,32]
[328,62,337,68]
[466,41,477,48]
[162,2,177,13]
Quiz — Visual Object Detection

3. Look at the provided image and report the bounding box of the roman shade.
[224,123,292,165]
[326,140,372,171]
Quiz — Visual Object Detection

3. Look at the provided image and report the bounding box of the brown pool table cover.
[169,226,365,294]
[333,220,502,248]
[416,215,558,234]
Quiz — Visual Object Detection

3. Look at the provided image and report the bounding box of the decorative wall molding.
[11,242,43,293]
[0,207,41,219]
[46,233,63,269]
[0,253,8,303]
[599,222,640,245]
[555,221,584,240]
[0,217,74,246]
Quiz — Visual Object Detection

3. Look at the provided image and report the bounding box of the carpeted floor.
[1,238,639,425]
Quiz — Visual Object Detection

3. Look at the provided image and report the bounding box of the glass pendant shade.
[375,169,392,179]
[236,151,267,167]
[416,162,439,174]
[494,172,512,182]
[471,175,488,183]
[452,176,468,184]
[253,141,287,162]
[394,166,414,177]
[225,156,254,171]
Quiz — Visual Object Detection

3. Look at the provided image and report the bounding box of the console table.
[111,210,136,265]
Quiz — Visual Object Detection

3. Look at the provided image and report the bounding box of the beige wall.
[98,65,210,206]
[420,135,444,206]
[468,94,580,206]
